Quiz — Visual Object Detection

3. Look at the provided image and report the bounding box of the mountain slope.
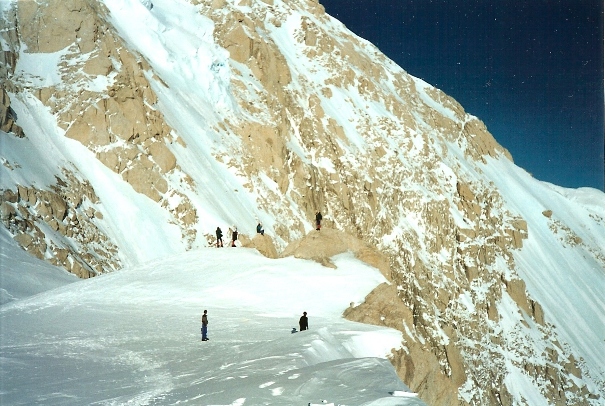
[0,227,77,304]
[1,0,604,404]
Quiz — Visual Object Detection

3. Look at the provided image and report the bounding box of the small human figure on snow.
[201,309,209,341]
[216,227,223,247]
[315,211,322,231]
[256,222,264,236]
[231,226,238,247]
[299,311,308,331]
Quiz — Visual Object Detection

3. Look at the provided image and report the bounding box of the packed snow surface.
[0,248,425,406]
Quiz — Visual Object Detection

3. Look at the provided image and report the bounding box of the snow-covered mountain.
[1,0,604,405]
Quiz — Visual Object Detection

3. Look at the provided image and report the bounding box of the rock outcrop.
[282,228,390,277]
[242,233,279,259]
[1,174,120,278]
[0,89,23,137]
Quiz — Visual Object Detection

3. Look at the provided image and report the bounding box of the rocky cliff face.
[1,0,603,404]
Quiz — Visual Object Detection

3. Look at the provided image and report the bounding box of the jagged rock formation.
[1,177,119,278]
[1,0,603,405]
[1,89,23,137]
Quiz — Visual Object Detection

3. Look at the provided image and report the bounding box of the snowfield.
[0,247,425,406]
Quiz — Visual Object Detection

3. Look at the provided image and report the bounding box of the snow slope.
[483,158,605,393]
[0,248,425,405]
[0,228,77,305]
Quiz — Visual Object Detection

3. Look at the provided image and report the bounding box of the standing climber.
[315,211,322,231]
[216,226,223,247]
[299,311,309,331]
[256,222,264,236]
[231,226,238,247]
[201,310,209,341]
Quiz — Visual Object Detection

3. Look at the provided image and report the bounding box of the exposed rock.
[343,282,413,333]
[531,300,545,325]
[445,340,467,387]
[148,141,177,173]
[13,232,33,248]
[282,228,391,278]
[503,278,532,316]
[243,233,279,259]
[0,88,24,137]
[1,175,120,277]
[7,0,200,248]
[391,344,461,406]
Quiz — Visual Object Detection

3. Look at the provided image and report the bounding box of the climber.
[231,226,238,247]
[216,226,223,247]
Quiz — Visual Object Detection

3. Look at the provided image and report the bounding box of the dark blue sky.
[321,0,604,191]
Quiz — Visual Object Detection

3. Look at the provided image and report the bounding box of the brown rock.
[1,201,17,220]
[391,344,460,406]
[223,24,252,63]
[2,189,18,204]
[245,233,279,259]
[282,228,391,277]
[504,278,531,316]
[148,141,177,173]
[445,341,467,387]
[343,282,413,331]
[531,300,545,325]
[122,163,166,202]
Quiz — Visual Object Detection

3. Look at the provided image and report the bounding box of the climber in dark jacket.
[231,227,238,247]
[299,311,309,331]
[315,211,322,230]
[216,227,223,247]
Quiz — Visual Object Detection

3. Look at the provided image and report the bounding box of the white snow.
[482,156,605,393]
[412,77,459,122]
[0,248,424,405]
[0,228,77,305]
[7,94,186,268]
[0,125,62,190]
[14,47,70,87]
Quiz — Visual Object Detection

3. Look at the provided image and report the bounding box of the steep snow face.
[1,0,604,404]
[0,99,64,190]
[0,228,77,305]
[7,94,185,267]
[483,159,605,393]
[0,248,425,406]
